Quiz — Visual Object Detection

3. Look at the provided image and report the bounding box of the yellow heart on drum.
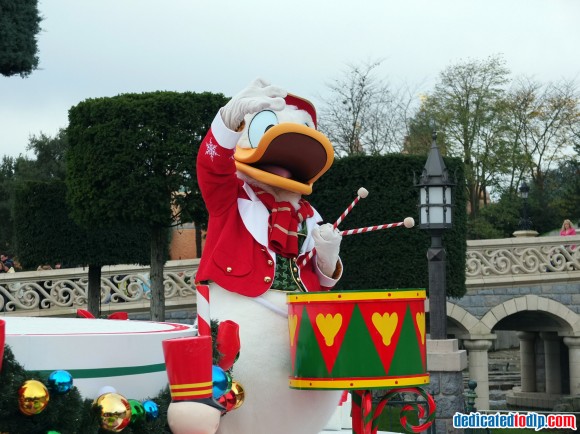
[372,312,398,346]
[288,314,298,347]
[416,312,426,344]
[316,313,342,346]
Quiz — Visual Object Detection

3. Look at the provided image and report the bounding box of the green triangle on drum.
[288,304,304,372]
[408,301,427,370]
[387,306,424,376]
[305,302,355,374]
[293,307,328,378]
[332,305,386,378]
[358,299,408,376]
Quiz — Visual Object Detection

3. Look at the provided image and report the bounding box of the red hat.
[285,94,317,128]
[163,336,213,401]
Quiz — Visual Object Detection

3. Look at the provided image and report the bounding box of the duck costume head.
[194,79,344,434]
[233,90,333,196]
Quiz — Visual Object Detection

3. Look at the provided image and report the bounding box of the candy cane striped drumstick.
[333,187,369,229]
[195,283,211,337]
[339,217,415,236]
[300,187,369,267]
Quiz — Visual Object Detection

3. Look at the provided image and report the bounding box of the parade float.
[0,316,188,433]
[0,78,435,434]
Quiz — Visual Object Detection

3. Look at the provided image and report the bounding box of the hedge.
[310,154,467,298]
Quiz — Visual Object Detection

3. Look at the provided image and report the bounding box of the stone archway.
[478,295,579,334]
[450,296,580,410]
[446,301,495,410]
[447,302,482,335]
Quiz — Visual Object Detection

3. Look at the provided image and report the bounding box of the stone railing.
[0,259,200,317]
[466,235,580,288]
[2,236,580,317]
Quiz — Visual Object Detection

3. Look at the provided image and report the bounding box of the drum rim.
[288,373,430,390]
[287,288,426,303]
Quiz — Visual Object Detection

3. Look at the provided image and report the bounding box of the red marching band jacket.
[196,114,341,298]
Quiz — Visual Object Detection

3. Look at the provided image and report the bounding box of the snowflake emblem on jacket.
[205,139,220,161]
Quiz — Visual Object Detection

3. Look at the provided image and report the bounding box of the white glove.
[220,78,287,130]
[312,223,342,278]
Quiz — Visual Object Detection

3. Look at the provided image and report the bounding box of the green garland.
[0,320,225,434]
[0,345,172,434]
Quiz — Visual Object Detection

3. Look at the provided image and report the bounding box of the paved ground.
[321,431,395,433]
[321,432,394,433]
[318,398,398,434]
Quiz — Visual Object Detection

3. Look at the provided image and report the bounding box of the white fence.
[2,235,580,317]
[466,235,580,289]
[0,259,199,317]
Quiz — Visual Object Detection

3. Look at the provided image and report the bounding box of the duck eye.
[248,110,278,149]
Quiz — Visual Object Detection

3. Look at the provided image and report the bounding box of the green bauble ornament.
[128,398,146,424]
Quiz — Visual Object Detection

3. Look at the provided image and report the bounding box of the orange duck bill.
[234,123,334,195]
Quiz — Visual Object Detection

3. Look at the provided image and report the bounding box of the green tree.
[0,130,70,261]
[0,0,42,77]
[21,129,69,180]
[550,160,580,225]
[404,97,450,156]
[466,193,521,239]
[13,180,150,289]
[0,156,16,252]
[481,159,580,237]
[9,130,149,315]
[67,91,227,320]
[426,55,511,219]
[0,130,66,257]
[526,160,580,234]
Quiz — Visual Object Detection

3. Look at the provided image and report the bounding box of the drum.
[287,289,428,390]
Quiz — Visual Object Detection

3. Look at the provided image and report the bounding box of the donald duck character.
[194,78,344,434]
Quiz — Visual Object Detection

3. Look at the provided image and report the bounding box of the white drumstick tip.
[403,217,415,228]
[357,187,369,198]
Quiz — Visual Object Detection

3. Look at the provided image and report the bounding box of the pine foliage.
[0,345,173,434]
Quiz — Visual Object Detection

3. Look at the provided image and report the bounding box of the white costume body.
[210,173,341,434]
[211,285,342,434]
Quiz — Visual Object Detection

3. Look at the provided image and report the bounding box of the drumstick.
[333,187,369,229]
[339,217,415,236]
[300,187,369,267]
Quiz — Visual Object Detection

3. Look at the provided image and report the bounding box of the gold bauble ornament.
[93,392,132,433]
[231,381,245,409]
[18,379,50,415]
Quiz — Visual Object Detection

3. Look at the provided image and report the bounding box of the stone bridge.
[1,234,580,412]
[449,234,580,411]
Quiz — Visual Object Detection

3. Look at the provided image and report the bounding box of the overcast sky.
[1,0,579,159]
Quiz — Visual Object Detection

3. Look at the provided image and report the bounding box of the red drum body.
[287,289,428,390]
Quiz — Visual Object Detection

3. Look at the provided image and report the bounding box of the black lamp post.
[518,181,532,230]
[416,132,454,340]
